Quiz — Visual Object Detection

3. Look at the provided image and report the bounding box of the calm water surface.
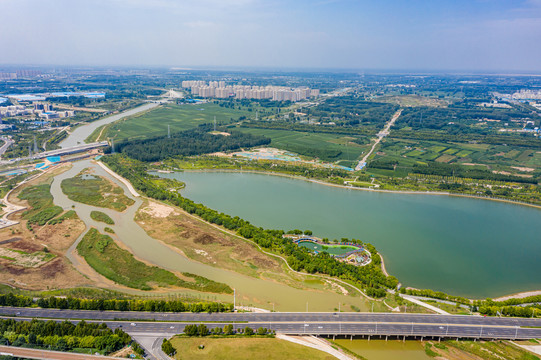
[155,171,541,298]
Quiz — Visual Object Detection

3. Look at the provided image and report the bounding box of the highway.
[1,307,540,340]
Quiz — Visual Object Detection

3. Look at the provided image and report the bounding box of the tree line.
[0,318,132,355]
[0,293,233,313]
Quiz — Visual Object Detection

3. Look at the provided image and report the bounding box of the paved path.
[400,294,451,315]
[355,109,402,170]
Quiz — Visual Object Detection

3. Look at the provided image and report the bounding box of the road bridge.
[1,307,540,340]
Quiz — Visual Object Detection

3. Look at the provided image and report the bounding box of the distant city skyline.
[1,0,540,72]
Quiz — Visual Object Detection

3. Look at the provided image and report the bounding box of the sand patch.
[140,201,178,218]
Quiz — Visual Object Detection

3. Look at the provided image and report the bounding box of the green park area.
[97,102,255,142]
[169,337,335,360]
[297,241,360,256]
[61,171,134,212]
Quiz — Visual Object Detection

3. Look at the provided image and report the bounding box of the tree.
[223,324,234,335]
[184,324,198,336]
[244,327,254,336]
[304,230,312,236]
[257,327,267,335]
[161,339,176,356]
[198,324,209,336]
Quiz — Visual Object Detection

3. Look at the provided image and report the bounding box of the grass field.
[90,211,114,225]
[77,228,232,293]
[61,171,134,212]
[169,337,335,360]
[102,103,254,141]
[237,127,368,162]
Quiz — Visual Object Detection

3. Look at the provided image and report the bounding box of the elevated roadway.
[1,307,540,340]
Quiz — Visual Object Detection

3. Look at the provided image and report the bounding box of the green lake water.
[154,171,541,299]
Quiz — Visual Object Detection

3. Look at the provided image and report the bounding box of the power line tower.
[214,116,217,132]
[255,110,258,121]
[111,138,115,154]
[28,145,32,158]
[168,125,171,139]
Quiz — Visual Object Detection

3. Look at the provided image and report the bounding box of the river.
[59,103,159,148]
[49,160,368,311]
[152,171,541,299]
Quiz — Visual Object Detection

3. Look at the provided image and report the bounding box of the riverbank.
[172,167,541,211]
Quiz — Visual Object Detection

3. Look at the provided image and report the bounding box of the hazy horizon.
[1,0,541,72]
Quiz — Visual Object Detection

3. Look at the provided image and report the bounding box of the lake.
[154,171,541,299]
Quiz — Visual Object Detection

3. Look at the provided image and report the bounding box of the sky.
[1,0,540,72]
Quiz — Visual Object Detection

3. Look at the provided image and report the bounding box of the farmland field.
[237,127,369,161]
[102,103,255,141]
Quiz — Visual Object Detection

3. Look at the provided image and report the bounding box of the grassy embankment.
[77,228,232,293]
[90,210,114,225]
[61,170,134,211]
[169,337,335,360]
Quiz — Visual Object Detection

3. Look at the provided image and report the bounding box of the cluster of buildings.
[511,90,541,100]
[181,81,319,102]
[33,103,75,119]
[0,103,74,120]
[0,70,42,81]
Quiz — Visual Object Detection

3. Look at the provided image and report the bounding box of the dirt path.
[0,345,119,360]
[355,109,402,170]
[276,334,354,360]
[97,161,140,197]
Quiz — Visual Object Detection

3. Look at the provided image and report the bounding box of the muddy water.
[49,160,364,311]
[59,103,158,148]
[334,339,430,360]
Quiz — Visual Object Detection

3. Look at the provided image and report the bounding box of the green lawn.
[170,337,335,360]
[103,103,254,141]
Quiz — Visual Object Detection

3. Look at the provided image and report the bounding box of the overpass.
[31,141,108,159]
[1,307,540,341]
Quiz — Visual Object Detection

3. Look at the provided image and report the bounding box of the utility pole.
[233,288,236,311]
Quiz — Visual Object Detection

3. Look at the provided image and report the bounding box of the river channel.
[59,103,158,148]
[152,171,541,299]
[49,160,366,311]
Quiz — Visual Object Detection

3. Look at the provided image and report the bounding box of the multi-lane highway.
[1,307,540,340]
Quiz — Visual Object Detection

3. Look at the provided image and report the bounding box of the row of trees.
[102,154,398,296]
[0,319,131,354]
[183,324,270,337]
[0,293,233,313]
